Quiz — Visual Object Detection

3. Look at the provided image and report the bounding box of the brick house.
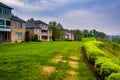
[26,18,52,41]
[0,2,25,43]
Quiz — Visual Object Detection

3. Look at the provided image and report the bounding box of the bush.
[83,40,120,80]
[100,62,120,79]
[32,35,38,41]
[94,57,112,75]
[107,73,120,80]
[83,41,109,64]
[81,37,96,42]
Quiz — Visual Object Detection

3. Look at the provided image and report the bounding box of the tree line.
[48,21,107,41]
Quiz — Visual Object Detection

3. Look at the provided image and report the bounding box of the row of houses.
[0,2,74,44]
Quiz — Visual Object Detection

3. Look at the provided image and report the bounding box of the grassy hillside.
[0,42,95,80]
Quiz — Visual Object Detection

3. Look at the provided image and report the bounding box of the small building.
[0,2,25,43]
[65,30,74,41]
[26,19,52,41]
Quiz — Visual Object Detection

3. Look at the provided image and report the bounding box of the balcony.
[0,19,11,31]
[0,26,11,31]
[42,32,48,36]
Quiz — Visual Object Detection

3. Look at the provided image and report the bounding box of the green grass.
[0,42,95,80]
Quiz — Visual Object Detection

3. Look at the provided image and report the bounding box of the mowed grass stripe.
[0,42,95,80]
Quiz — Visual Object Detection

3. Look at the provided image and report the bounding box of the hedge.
[107,73,120,80]
[82,38,120,80]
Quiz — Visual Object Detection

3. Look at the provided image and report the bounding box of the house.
[0,2,25,43]
[26,18,52,41]
[65,30,74,41]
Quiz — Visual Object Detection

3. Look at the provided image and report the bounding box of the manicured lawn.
[0,42,95,80]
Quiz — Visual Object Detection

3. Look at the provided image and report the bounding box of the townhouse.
[0,2,25,43]
[26,18,52,41]
[65,30,74,41]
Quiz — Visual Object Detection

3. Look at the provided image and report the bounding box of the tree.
[48,21,65,41]
[83,29,89,37]
[73,29,83,41]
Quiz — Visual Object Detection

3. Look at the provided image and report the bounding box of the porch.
[0,32,11,43]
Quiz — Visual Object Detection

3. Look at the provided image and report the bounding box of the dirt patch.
[66,70,77,75]
[82,47,102,80]
[41,66,56,75]
[69,56,79,61]
[68,61,79,69]
[51,55,63,64]
[63,76,79,80]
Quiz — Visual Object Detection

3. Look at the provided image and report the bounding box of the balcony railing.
[0,26,11,31]
[42,32,48,36]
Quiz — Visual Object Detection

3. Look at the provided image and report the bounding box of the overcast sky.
[0,0,120,35]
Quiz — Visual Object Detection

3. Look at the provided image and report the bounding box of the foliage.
[48,21,65,41]
[81,37,96,42]
[100,62,120,79]
[111,36,120,44]
[83,38,120,80]
[73,29,84,41]
[83,29,107,39]
[94,57,112,75]
[32,35,38,41]
[83,40,109,64]
[107,73,120,80]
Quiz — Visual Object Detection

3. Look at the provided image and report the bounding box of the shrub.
[32,35,38,41]
[81,37,96,42]
[107,73,120,80]
[100,62,120,79]
[94,57,112,75]
[83,41,109,64]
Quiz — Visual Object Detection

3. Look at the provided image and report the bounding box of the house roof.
[26,20,48,29]
[0,2,13,9]
[11,15,25,22]
[65,29,73,34]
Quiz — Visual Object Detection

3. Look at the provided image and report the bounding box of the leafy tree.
[48,21,65,41]
[73,29,83,41]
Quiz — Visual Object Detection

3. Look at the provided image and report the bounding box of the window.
[4,8,10,15]
[30,29,34,33]
[6,20,11,26]
[36,29,40,33]
[0,7,2,13]
[16,21,22,28]
[16,33,22,39]
[0,19,5,25]
[6,9,10,15]
[38,36,40,40]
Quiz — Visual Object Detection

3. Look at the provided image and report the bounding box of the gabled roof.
[0,2,13,9]
[26,20,48,29]
[11,15,25,22]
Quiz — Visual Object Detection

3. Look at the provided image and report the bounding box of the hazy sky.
[0,0,120,35]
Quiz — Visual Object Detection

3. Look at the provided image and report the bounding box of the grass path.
[0,42,95,80]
